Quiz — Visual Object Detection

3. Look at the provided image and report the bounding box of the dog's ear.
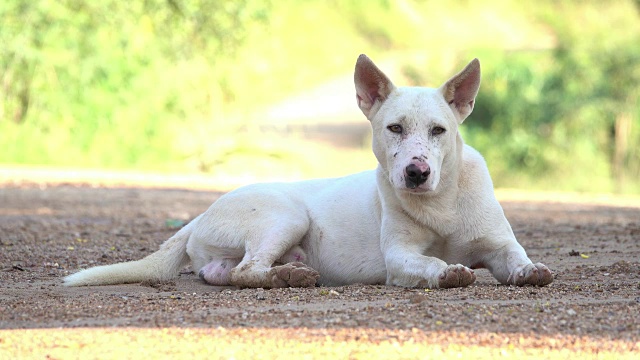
[440,59,481,123]
[354,54,395,119]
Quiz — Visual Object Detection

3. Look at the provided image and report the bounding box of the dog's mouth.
[402,185,431,194]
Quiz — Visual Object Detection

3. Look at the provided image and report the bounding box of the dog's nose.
[405,163,430,189]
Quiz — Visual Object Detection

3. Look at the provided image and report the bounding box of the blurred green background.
[1,0,639,193]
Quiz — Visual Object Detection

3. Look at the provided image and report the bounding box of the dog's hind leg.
[197,246,306,286]
[229,219,319,289]
[230,257,320,288]
[185,188,319,288]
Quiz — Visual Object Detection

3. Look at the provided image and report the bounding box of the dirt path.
[1,182,639,358]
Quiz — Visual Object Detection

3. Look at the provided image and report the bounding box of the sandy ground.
[1,175,639,358]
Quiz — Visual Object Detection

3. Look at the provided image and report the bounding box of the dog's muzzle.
[404,163,430,189]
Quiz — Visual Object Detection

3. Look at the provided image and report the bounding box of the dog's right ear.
[354,54,395,119]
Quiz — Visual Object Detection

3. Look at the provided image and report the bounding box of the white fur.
[64,55,553,289]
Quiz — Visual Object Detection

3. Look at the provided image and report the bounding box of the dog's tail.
[63,215,199,287]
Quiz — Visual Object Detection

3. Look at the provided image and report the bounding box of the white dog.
[64,55,553,289]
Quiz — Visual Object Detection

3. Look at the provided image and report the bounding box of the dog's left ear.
[354,54,396,119]
[440,59,481,123]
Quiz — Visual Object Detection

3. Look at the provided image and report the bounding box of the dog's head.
[354,54,481,194]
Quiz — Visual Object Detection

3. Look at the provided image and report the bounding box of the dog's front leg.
[381,215,476,289]
[478,235,553,287]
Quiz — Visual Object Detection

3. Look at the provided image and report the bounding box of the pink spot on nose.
[411,162,430,173]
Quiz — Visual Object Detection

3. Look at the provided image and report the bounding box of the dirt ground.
[1,178,639,358]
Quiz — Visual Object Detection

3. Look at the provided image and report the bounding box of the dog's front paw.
[437,264,476,289]
[507,263,553,286]
[270,262,319,288]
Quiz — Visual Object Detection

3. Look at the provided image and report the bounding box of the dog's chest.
[401,201,460,238]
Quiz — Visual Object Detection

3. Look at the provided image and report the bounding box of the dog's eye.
[387,124,403,134]
[431,126,446,136]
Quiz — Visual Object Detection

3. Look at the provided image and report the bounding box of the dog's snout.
[405,163,430,189]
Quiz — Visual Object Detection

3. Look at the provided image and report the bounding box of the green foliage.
[1,0,269,169]
[464,1,640,193]
[1,0,639,193]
